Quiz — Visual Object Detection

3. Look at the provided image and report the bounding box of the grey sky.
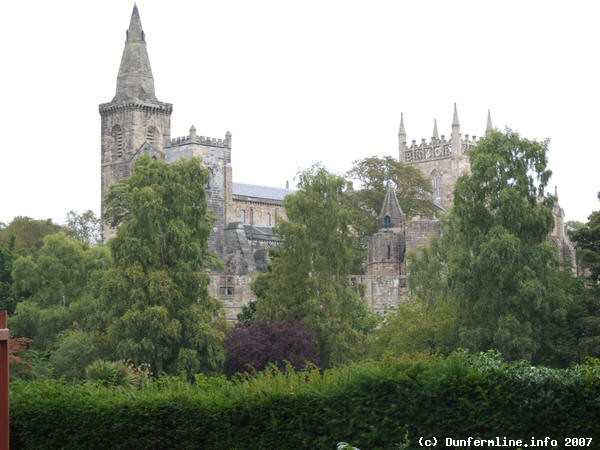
[1,0,598,225]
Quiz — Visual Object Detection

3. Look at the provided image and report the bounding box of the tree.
[448,129,569,362]
[64,210,101,246]
[0,243,15,313]
[346,155,437,237]
[0,217,64,256]
[224,318,320,377]
[254,165,377,366]
[101,154,226,376]
[10,232,110,350]
[569,193,600,282]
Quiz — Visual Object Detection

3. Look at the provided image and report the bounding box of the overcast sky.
[1,0,598,226]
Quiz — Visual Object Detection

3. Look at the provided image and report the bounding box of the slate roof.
[232,183,294,201]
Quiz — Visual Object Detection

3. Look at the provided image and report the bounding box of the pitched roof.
[232,183,294,201]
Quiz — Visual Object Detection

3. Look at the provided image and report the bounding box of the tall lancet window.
[432,175,442,199]
[146,126,160,147]
[112,125,124,159]
[383,216,391,228]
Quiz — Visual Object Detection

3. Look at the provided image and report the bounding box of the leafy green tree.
[64,210,101,246]
[254,165,377,366]
[569,193,600,282]
[101,154,226,376]
[10,233,110,350]
[449,129,570,362]
[346,155,437,237]
[0,217,64,256]
[50,329,104,380]
[0,243,15,313]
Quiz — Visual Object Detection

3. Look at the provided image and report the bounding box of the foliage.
[10,353,600,449]
[64,209,101,246]
[236,299,257,326]
[0,242,15,313]
[254,165,377,366]
[224,318,321,377]
[569,193,600,282]
[50,329,105,380]
[346,155,437,237]
[85,359,151,388]
[101,154,226,376]
[0,216,64,256]
[10,233,110,350]
[8,337,33,379]
[447,130,571,362]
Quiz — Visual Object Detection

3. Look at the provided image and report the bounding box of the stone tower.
[399,104,479,210]
[360,186,408,312]
[99,4,172,239]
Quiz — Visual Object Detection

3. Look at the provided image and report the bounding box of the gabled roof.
[378,185,404,229]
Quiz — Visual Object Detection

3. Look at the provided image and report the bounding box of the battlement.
[403,134,478,163]
[168,126,232,149]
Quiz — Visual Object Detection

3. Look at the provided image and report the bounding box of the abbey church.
[100,6,576,320]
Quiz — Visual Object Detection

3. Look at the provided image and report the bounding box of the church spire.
[452,102,460,128]
[378,185,404,229]
[114,4,157,102]
[485,109,493,136]
[432,118,439,141]
[398,113,407,162]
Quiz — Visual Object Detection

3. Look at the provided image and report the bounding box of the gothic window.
[111,125,124,159]
[146,126,160,147]
[432,175,442,199]
[241,210,246,223]
[250,208,254,225]
[266,212,272,227]
[219,276,234,297]
[383,215,391,228]
[387,244,391,259]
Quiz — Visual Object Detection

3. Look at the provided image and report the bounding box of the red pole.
[0,311,9,450]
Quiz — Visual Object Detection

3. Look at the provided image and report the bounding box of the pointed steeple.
[399,113,406,139]
[432,118,439,141]
[378,185,404,229]
[485,109,493,136]
[452,103,460,128]
[114,4,157,102]
[398,113,407,162]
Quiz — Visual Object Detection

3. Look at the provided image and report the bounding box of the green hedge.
[10,353,600,449]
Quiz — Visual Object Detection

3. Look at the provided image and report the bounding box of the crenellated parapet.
[168,127,232,149]
[403,135,478,163]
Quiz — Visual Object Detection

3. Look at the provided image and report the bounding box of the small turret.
[378,185,404,229]
[189,125,197,138]
[398,113,407,162]
[485,110,493,136]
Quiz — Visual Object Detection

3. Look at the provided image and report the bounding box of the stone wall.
[229,199,284,228]
[405,220,441,252]
[165,130,231,258]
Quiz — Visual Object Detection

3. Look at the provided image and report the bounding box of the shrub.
[224,317,321,376]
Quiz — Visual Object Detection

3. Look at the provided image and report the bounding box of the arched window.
[431,172,442,199]
[146,126,160,147]
[250,208,254,225]
[387,244,391,259]
[266,212,272,227]
[240,210,246,223]
[383,215,391,228]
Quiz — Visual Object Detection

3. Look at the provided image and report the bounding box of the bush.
[224,317,321,377]
[85,359,150,388]
[10,353,600,449]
